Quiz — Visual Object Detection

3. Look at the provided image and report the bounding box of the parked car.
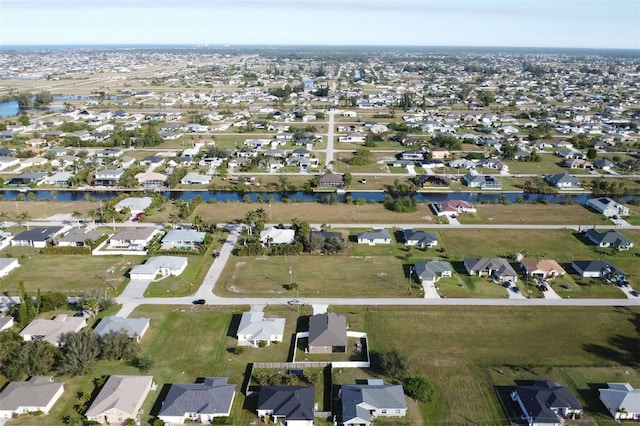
[630,290,639,297]
[213,251,220,258]
[192,299,206,305]
[287,299,301,305]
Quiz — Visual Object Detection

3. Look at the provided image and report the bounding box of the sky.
[1,0,638,49]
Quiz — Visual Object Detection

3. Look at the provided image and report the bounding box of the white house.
[20,315,87,347]
[236,312,285,347]
[341,382,408,425]
[85,375,154,425]
[129,256,188,280]
[0,258,19,277]
[108,227,160,250]
[587,197,630,217]
[356,229,391,245]
[259,228,295,246]
[0,376,65,419]
[599,383,640,421]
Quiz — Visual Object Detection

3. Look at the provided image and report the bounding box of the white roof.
[260,228,295,244]
[20,315,86,345]
[114,197,153,212]
[600,383,640,414]
[237,312,285,341]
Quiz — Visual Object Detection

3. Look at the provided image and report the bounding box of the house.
[318,172,344,187]
[587,197,630,217]
[129,256,188,280]
[571,260,622,278]
[599,383,640,420]
[20,314,87,346]
[563,158,592,169]
[434,200,476,216]
[308,312,347,353]
[108,227,159,250]
[158,377,235,425]
[584,229,633,250]
[180,173,211,185]
[398,150,424,161]
[430,147,450,159]
[557,149,584,159]
[413,260,453,284]
[236,312,285,347]
[11,227,64,248]
[521,259,566,278]
[0,258,19,277]
[0,315,14,332]
[309,229,344,247]
[339,132,366,143]
[85,375,153,425]
[114,197,152,217]
[93,316,150,343]
[594,158,615,170]
[135,172,167,188]
[401,229,438,248]
[545,173,582,189]
[0,156,20,170]
[93,169,124,186]
[260,227,295,246]
[8,172,47,186]
[341,381,408,425]
[0,376,65,419]
[462,174,502,189]
[42,172,73,187]
[58,228,105,247]
[417,175,448,188]
[256,386,314,426]
[464,258,518,283]
[356,229,391,245]
[510,380,583,425]
[161,229,207,250]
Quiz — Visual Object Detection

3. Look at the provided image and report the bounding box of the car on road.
[287,299,301,305]
[359,178,367,184]
[192,299,206,305]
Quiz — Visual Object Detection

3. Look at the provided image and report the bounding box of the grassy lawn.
[461,203,602,225]
[503,155,567,174]
[0,246,136,295]
[215,255,422,298]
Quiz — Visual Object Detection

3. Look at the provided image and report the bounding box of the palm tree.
[0,211,8,228]
[16,211,30,230]
[82,297,101,318]
[71,210,83,227]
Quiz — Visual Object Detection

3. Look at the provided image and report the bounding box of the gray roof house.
[108,227,159,250]
[413,260,453,284]
[256,386,314,426]
[0,376,65,419]
[571,260,622,279]
[356,229,391,245]
[462,174,502,189]
[158,378,235,425]
[129,256,188,280]
[587,197,630,217]
[545,173,582,189]
[59,228,105,247]
[161,229,207,250]
[599,383,640,421]
[93,316,150,343]
[236,312,285,347]
[308,312,347,354]
[464,258,518,283]
[341,382,408,425]
[584,229,633,250]
[20,314,87,346]
[401,229,438,248]
[510,380,582,425]
[85,375,153,425]
[11,226,64,248]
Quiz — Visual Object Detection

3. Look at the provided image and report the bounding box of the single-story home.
[434,200,476,216]
[599,383,640,421]
[520,259,566,278]
[85,375,154,425]
[308,312,347,354]
[42,172,73,186]
[587,197,630,217]
[129,256,188,280]
[58,228,105,248]
[0,258,20,277]
[161,229,207,250]
[464,258,518,283]
[413,260,453,284]
[19,314,87,347]
[545,173,582,190]
[108,227,160,250]
[511,380,583,425]
[462,174,502,189]
[318,172,344,187]
[256,386,314,426]
[0,376,65,419]
[341,381,408,425]
[180,173,211,185]
[356,229,391,245]
[584,229,633,250]
[114,197,153,217]
[571,260,622,279]
[236,312,285,347]
[401,229,438,248]
[158,377,236,425]
[93,316,150,343]
[11,227,64,248]
[259,227,295,246]
[135,172,167,188]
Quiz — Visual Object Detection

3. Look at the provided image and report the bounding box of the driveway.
[422,282,441,299]
[542,286,562,300]
[507,284,527,299]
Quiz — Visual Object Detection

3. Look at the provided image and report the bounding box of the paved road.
[325,111,336,170]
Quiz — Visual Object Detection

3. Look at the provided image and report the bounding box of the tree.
[99,331,139,361]
[586,148,598,160]
[343,171,352,187]
[82,297,101,317]
[58,329,101,376]
[131,354,154,373]
[380,349,410,379]
[404,375,436,403]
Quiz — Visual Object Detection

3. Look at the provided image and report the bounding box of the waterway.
[0,95,120,118]
[1,189,637,206]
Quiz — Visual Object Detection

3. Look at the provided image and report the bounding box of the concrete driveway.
[507,284,527,299]
[422,282,441,299]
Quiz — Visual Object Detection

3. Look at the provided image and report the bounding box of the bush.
[404,375,436,403]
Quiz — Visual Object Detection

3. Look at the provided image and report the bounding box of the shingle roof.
[159,378,235,417]
[514,380,582,424]
[341,384,407,424]
[85,375,153,419]
[308,312,347,347]
[257,386,314,421]
[93,316,149,339]
[0,376,64,412]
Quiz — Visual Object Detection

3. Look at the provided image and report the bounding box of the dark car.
[630,290,639,297]
[192,299,206,305]
[213,252,220,258]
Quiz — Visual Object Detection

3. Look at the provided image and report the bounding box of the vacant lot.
[0,245,136,295]
[463,202,604,225]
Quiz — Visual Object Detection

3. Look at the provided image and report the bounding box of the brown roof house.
[521,259,566,278]
[308,312,347,354]
[85,375,154,425]
[318,172,344,188]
